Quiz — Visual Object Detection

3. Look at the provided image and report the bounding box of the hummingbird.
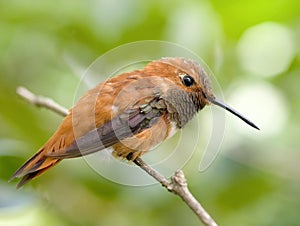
[10,57,259,188]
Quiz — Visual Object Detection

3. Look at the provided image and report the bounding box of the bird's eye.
[182,74,194,87]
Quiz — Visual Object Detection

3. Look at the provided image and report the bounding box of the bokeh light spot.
[228,81,288,138]
[237,22,295,77]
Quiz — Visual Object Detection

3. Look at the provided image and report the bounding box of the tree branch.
[16,86,218,226]
[133,158,217,226]
[16,86,69,117]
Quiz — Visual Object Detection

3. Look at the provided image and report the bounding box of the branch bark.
[16,86,69,116]
[16,86,218,226]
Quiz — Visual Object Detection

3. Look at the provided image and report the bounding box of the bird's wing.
[46,97,166,158]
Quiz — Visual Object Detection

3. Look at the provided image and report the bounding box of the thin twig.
[16,86,69,116]
[16,86,218,226]
[134,158,217,226]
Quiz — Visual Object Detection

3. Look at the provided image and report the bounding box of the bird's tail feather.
[10,148,61,188]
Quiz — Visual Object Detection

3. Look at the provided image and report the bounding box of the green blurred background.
[1,0,300,225]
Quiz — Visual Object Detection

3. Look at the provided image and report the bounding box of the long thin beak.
[208,97,260,130]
